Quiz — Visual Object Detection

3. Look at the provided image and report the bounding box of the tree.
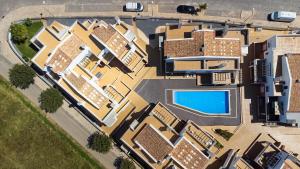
[10,23,28,44]
[88,132,112,153]
[39,88,63,113]
[9,64,36,89]
[197,3,208,12]
[215,129,233,141]
[119,158,136,169]
[24,18,33,27]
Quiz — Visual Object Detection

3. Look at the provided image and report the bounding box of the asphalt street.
[1,0,300,20]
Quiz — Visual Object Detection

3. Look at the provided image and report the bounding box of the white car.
[124,2,144,12]
[269,11,296,22]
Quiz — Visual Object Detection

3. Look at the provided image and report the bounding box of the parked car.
[268,11,296,22]
[177,5,197,14]
[124,2,143,12]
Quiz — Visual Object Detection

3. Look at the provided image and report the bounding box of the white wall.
[278,56,292,114]
[286,112,300,127]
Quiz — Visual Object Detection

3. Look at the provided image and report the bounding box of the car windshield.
[274,12,279,19]
[184,6,192,11]
[137,3,141,9]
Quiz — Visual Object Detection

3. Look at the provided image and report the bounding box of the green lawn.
[0,76,104,169]
[15,21,43,61]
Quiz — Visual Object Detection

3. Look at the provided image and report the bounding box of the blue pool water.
[173,90,229,115]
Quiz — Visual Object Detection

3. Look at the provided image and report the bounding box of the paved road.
[1,0,300,20]
[0,0,300,19]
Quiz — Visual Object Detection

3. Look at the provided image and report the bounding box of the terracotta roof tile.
[93,24,116,43]
[134,124,173,162]
[164,30,241,57]
[46,34,84,73]
[171,138,208,169]
[47,49,72,73]
[64,72,108,108]
[287,54,300,112]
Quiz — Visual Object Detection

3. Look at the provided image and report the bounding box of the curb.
[7,32,28,64]
[17,14,296,31]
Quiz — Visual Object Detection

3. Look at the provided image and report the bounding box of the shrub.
[39,88,63,113]
[9,64,36,89]
[199,3,208,10]
[215,140,224,149]
[10,23,28,44]
[24,18,33,27]
[88,132,112,153]
[215,129,233,141]
[119,158,136,169]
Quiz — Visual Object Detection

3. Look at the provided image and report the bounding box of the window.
[95,72,102,78]
[184,32,192,38]
[266,86,269,92]
[34,39,44,49]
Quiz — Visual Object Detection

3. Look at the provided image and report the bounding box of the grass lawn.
[15,21,43,61]
[0,76,104,169]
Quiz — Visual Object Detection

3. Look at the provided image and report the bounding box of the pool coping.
[171,89,231,116]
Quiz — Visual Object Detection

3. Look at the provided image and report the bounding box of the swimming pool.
[172,90,230,115]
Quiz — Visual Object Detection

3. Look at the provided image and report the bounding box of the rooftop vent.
[200,44,205,52]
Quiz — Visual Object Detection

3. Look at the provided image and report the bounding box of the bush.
[9,64,36,89]
[10,23,28,44]
[119,158,136,169]
[39,88,63,113]
[215,140,224,149]
[200,3,208,10]
[215,129,233,141]
[24,18,33,27]
[88,132,112,153]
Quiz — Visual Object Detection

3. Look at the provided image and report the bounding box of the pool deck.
[135,79,241,126]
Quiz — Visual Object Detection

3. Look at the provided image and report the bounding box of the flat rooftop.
[172,58,238,72]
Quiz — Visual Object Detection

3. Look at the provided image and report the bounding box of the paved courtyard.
[135,79,241,126]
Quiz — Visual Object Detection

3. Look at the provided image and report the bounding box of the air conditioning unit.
[255,27,262,32]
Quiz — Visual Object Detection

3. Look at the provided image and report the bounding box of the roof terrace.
[91,21,146,72]
[121,102,215,169]
[45,34,85,74]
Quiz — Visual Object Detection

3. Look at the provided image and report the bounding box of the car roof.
[126,2,138,9]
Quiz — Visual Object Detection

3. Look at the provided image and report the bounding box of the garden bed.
[13,21,43,61]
